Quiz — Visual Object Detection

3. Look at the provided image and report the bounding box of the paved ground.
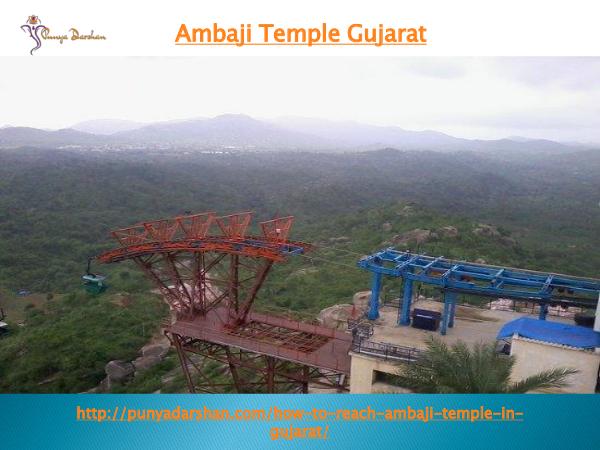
[371,300,572,350]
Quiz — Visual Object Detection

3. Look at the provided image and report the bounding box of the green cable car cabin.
[82,273,107,294]
[83,257,107,294]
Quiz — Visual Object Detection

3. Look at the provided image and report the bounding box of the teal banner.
[1,394,597,449]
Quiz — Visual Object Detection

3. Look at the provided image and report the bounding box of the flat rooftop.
[372,300,574,350]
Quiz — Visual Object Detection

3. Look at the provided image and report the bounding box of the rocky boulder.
[438,226,458,238]
[141,343,170,359]
[317,304,353,330]
[352,291,372,312]
[500,236,517,246]
[382,222,393,232]
[133,355,163,374]
[396,205,416,217]
[392,228,435,245]
[472,224,500,237]
[105,360,135,382]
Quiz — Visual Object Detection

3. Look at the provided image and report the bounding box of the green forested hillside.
[1,146,599,293]
[0,291,167,392]
[0,200,581,393]
[258,202,599,315]
[1,146,599,393]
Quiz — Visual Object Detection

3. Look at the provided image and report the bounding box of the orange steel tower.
[96,212,351,393]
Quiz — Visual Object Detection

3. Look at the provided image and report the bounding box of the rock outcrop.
[141,342,170,359]
[105,360,135,383]
[352,291,371,313]
[133,355,163,373]
[438,226,459,238]
[396,205,416,217]
[317,304,354,330]
[100,336,172,391]
[472,224,500,237]
[392,228,436,245]
[500,236,517,246]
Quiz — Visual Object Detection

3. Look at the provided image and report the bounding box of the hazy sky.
[3,57,600,142]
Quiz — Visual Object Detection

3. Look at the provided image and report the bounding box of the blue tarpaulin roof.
[497,317,600,349]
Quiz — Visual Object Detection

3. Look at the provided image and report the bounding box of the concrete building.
[510,337,599,393]
[498,317,600,393]
[347,299,600,394]
[350,351,409,393]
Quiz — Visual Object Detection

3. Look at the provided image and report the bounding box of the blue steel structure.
[358,249,600,335]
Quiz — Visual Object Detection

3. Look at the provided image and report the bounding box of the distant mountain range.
[71,119,148,135]
[0,114,593,154]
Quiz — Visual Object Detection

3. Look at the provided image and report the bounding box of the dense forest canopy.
[0,146,599,292]
[1,145,599,393]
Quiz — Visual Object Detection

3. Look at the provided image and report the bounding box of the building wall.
[510,337,600,393]
[349,352,410,393]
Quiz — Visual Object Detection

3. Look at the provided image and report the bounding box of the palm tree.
[396,337,578,393]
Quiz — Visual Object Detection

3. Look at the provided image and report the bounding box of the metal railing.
[382,296,401,308]
[351,338,422,363]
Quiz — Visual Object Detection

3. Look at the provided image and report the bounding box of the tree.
[396,337,577,393]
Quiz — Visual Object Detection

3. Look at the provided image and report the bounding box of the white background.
[2,0,600,56]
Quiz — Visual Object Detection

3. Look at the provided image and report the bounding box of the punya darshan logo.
[20,15,107,55]
[20,15,48,55]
